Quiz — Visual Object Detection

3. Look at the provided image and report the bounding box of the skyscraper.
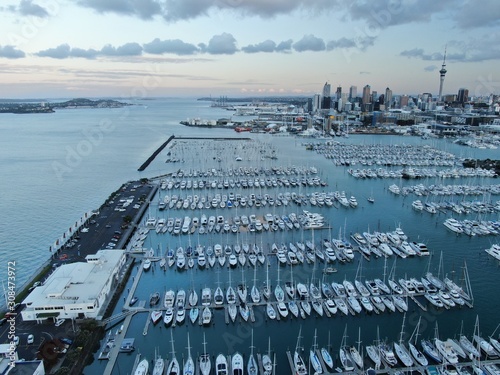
[438,47,447,100]
[349,86,357,101]
[336,86,342,100]
[322,82,331,98]
[322,82,331,109]
[385,87,393,109]
[362,85,371,105]
[457,88,469,103]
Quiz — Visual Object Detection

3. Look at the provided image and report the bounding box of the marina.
[2,98,499,375]
[89,130,499,375]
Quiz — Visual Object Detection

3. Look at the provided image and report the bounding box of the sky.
[0,0,500,99]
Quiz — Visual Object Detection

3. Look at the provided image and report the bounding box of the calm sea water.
[1,98,498,374]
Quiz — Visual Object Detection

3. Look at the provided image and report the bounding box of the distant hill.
[0,98,130,114]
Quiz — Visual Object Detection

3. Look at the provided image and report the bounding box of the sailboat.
[367,189,375,203]
[199,333,211,375]
[247,329,258,375]
[134,358,149,375]
[339,325,354,371]
[293,327,308,375]
[309,329,323,374]
[274,264,285,302]
[167,330,180,375]
[152,348,165,375]
[321,331,334,371]
[421,323,442,364]
[262,337,273,375]
[366,326,382,369]
[251,265,261,303]
[408,316,428,366]
[394,313,414,367]
[183,333,195,375]
[350,327,364,369]
[262,259,271,300]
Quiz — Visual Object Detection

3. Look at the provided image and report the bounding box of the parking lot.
[0,180,156,363]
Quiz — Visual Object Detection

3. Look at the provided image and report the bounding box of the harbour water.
[1,98,499,374]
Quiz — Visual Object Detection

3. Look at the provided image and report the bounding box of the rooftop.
[23,250,124,308]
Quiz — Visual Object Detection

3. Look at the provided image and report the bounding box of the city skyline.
[1,0,500,98]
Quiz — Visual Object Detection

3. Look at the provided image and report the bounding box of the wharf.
[103,312,137,375]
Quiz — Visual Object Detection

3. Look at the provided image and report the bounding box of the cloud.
[77,0,161,20]
[327,37,357,50]
[143,38,199,55]
[293,35,325,52]
[6,0,51,18]
[241,39,293,54]
[36,43,143,59]
[100,42,143,56]
[454,0,500,29]
[275,39,293,52]
[36,44,72,59]
[0,45,26,59]
[359,71,370,75]
[347,0,454,29]
[424,65,438,72]
[76,0,340,22]
[242,40,277,54]
[200,33,238,55]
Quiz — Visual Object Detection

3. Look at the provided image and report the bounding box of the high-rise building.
[457,88,469,103]
[371,91,378,104]
[385,87,392,109]
[362,85,371,105]
[438,47,447,100]
[400,95,409,108]
[322,82,331,98]
[349,86,357,101]
[336,86,342,100]
[321,82,331,110]
[313,94,321,112]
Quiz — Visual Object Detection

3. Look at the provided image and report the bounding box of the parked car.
[27,334,34,345]
[55,319,65,327]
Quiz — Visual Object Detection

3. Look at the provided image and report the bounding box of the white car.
[55,319,65,327]
[27,334,34,345]
[13,336,19,346]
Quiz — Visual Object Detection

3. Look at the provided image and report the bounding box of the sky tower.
[438,47,447,101]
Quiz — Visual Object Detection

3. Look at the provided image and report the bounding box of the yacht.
[202,307,212,326]
[164,307,174,326]
[339,347,354,371]
[153,355,165,375]
[215,354,228,375]
[232,352,244,375]
[379,343,398,367]
[266,302,276,320]
[443,218,464,234]
[150,310,162,325]
[459,335,480,358]
[434,339,459,364]
[421,339,441,363]
[366,345,381,369]
[134,358,149,375]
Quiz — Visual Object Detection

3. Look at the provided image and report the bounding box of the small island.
[0,98,130,114]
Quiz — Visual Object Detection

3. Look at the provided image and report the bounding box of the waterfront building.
[21,250,126,323]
